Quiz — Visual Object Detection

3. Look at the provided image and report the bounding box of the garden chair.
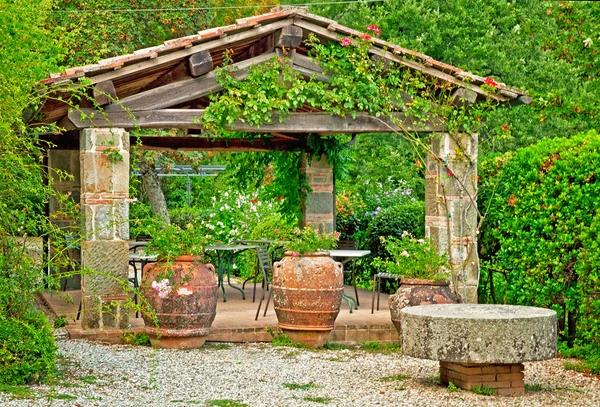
[336,240,360,306]
[254,245,273,320]
[371,272,402,313]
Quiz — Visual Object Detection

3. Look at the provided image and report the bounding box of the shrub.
[0,312,57,385]
[479,130,600,350]
[366,201,425,258]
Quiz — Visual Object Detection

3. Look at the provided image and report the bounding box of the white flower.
[584,38,593,48]
[402,230,410,238]
[418,239,425,244]
[401,251,410,257]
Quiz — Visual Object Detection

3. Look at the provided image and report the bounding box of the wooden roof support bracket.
[189,50,214,77]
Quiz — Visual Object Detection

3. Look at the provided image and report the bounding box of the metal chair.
[337,240,360,306]
[254,246,273,320]
[371,272,403,313]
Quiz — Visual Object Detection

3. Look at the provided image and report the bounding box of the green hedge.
[0,312,56,385]
[479,130,600,349]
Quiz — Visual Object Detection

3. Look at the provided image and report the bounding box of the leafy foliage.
[372,235,449,280]
[144,219,208,260]
[479,131,600,349]
[283,226,340,256]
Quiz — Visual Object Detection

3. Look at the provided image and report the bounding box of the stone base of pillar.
[440,361,525,396]
[81,294,130,330]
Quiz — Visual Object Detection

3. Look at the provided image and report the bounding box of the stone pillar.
[425,133,478,303]
[301,154,335,233]
[80,128,130,330]
[48,150,81,289]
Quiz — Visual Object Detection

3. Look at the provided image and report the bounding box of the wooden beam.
[41,132,306,151]
[292,19,509,103]
[104,52,276,112]
[451,88,478,107]
[93,81,117,106]
[189,50,213,77]
[276,25,303,48]
[81,19,295,86]
[67,108,444,133]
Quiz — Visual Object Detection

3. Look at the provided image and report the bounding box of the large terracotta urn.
[272,252,343,348]
[388,278,458,334]
[142,256,218,349]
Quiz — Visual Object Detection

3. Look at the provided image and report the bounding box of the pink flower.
[484,77,499,88]
[366,25,381,36]
[291,251,300,257]
[341,37,352,47]
[446,169,454,177]
[361,33,372,41]
[152,279,173,299]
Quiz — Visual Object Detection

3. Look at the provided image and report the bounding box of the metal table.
[128,252,158,317]
[329,249,371,311]
[205,244,259,302]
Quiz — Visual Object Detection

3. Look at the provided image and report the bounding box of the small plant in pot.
[141,220,218,349]
[373,233,458,334]
[271,226,342,348]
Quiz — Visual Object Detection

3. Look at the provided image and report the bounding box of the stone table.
[400,304,557,395]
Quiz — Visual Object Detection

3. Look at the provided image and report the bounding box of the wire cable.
[51,0,387,14]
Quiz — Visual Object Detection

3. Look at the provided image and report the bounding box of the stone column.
[425,133,479,303]
[80,128,130,330]
[301,154,335,233]
[48,150,81,289]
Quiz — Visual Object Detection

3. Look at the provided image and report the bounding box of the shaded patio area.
[41,283,398,346]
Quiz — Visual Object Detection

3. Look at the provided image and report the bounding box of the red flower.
[446,169,454,177]
[341,37,351,47]
[360,33,372,41]
[484,77,499,88]
[251,198,258,204]
[366,24,382,36]
[502,124,509,131]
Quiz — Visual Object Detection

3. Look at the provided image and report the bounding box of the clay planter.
[272,252,343,348]
[388,278,458,334]
[142,256,218,349]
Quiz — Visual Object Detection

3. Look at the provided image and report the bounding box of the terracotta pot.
[388,278,458,334]
[142,255,218,349]
[272,252,343,348]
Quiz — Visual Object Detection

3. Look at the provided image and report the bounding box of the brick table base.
[440,361,525,396]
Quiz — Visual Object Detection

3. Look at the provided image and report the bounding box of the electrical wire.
[51,0,387,14]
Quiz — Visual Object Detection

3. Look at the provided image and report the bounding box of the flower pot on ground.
[142,256,218,348]
[373,234,458,335]
[271,226,342,348]
[141,221,217,349]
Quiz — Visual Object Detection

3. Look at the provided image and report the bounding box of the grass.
[447,382,460,392]
[266,328,306,348]
[205,399,248,407]
[357,341,401,354]
[379,374,409,382]
[204,343,233,350]
[524,383,552,392]
[283,382,316,391]
[0,384,37,400]
[46,392,77,401]
[303,396,333,404]
[563,360,588,373]
[471,385,497,396]
[79,375,97,385]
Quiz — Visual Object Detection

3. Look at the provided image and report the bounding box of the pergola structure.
[34,7,529,332]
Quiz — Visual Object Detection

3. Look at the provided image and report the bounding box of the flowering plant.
[283,226,340,256]
[372,233,450,280]
[145,220,209,261]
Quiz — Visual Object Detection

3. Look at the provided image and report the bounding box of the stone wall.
[80,128,130,330]
[301,154,335,233]
[425,133,479,303]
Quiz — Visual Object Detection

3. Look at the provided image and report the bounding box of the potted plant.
[141,221,218,349]
[271,226,342,348]
[372,233,458,334]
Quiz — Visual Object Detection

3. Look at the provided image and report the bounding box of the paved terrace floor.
[41,282,399,346]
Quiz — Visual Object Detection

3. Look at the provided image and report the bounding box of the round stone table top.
[400,304,557,364]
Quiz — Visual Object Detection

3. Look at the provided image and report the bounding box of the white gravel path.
[1,339,598,407]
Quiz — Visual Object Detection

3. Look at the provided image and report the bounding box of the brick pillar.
[425,133,478,303]
[80,128,130,330]
[48,150,81,289]
[301,154,335,233]
[440,362,525,396]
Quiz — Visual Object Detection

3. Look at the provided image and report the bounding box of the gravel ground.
[0,339,598,407]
